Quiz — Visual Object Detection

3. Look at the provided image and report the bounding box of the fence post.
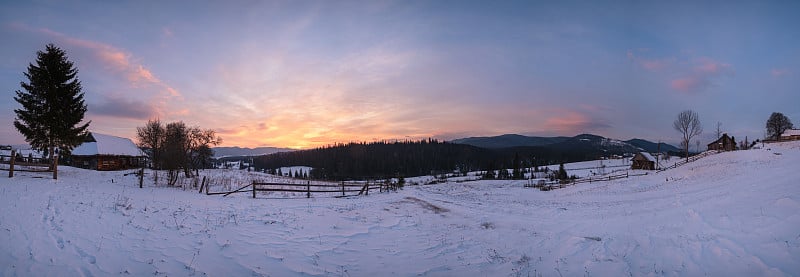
[365,181,369,195]
[139,168,144,188]
[198,176,206,193]
[252,181,256,198]
[307,181,311,198]
[8,150,15,178]
[341,181,345,196]
[52,154,58,180]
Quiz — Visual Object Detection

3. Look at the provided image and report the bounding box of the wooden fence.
[657,150,719,172]
[0,150,53,178]
[527,171,649,191]
[202,180,391,199]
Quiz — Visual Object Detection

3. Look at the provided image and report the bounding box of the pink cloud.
[669,57,733,93]
[162,27,174,38]
[670,77,707,93]
[627,50,734,94]
[771,68,790,78]
[694,57,732,74]
[543,111,610,134]
[11,23,180,99]
[627,49,671,71]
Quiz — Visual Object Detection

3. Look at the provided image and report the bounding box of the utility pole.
[657,140,661,170]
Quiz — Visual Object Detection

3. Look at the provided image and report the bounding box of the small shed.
[780,129,800,141]
[707,133,736,151]
[631,152,656,170]
[71,133,145,171]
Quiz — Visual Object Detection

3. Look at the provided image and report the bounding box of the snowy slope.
[0,142,798,276]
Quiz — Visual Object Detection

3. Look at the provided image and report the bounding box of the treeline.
[251,139,594,181]
[137,119,221,186]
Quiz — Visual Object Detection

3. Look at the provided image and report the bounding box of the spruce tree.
[14,44,90,157]
[558,163,568,180]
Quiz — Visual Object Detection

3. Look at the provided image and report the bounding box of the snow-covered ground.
[1,142,799,276]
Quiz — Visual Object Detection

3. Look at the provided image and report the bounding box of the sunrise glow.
[1,1,798,148]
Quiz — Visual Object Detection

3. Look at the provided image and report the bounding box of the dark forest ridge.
[241,134,683,180]
[451,133,681,153]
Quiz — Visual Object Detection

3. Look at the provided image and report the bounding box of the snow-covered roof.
[781,129,800,137]
[71,133,144,157]
[634,152,656,162]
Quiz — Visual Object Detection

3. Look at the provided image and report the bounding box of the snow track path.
[1,142,799,276]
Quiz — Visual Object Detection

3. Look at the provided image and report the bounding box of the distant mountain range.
[451,134,569,148]
[452,134,680,153]
[212,146,294,158]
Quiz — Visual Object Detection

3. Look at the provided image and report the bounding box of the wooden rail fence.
[203,180,391,199]
[657,150,719,172]
[1,150,54,178]
[528,171,650,191]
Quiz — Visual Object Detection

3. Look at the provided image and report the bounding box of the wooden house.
[780,129,800,141]
[707,133,736,151]
[71,133,145,171]
[631,152,656,170]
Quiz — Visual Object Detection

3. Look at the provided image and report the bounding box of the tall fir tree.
[14,44,90,157]
[558,163,568,180]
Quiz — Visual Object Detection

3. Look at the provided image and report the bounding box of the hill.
[452,133,679,154]
[2,142,797,276]
[451,134,569,148]
[625,138,682,153]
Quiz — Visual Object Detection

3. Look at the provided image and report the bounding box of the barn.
[631,152,656,170]
[707,133,736,151]
[71,133,145,171]
[780,129,800,141]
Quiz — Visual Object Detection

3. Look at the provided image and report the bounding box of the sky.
[1,1,798,149]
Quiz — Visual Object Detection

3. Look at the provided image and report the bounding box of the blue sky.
[1,1,798,148]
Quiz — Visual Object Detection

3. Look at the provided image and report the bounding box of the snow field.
[0,141,798,276]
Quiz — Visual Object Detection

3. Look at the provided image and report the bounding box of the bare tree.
[187,127,222,176]
[136,119,165,169]
[673,110,703,162]
[766,112,793,140]
[163,121,189,185]
[715,122,722,140]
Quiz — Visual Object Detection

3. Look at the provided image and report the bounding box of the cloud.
[628,50,733,94]
[9,23,181,98]
[693,57,731,74]
[670,77,708,93]
[543,111,611,134]
[89,95,158,120]
[670,57,733,93]
[771,68,790,78]
[627,49,671,71]
[162,27,174,38]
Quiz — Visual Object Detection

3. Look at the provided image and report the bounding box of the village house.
[707,133,736,151]
[780,129,800,141]
[71,132,145,171]
[631,152,656,170]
